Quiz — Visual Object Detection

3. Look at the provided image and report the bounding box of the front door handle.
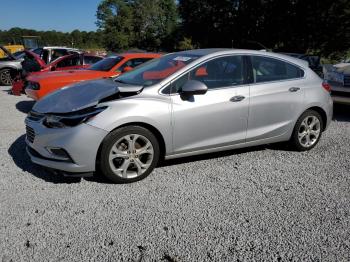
[289,87,300,92]
[230,95,245,102]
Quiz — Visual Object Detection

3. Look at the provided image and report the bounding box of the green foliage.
[1,0,349,59]
[96,0,134,50]
[176,37,195,50]
[178,0,350,57]
[0,27,103,49]
[96,0,177,51]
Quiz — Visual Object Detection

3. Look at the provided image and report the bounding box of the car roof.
[176,48,231,56]
[110,52,162,59]
[175,49,309,68]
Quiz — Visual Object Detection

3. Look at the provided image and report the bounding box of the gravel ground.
[0,85,349,261]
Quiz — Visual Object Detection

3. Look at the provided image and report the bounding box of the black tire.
[99,126,160,183]
[290,110,323,151]
[0,68,14,86]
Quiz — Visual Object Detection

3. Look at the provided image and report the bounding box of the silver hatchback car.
[25,49,333,183]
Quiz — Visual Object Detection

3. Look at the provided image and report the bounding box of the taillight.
[322,81,331,92]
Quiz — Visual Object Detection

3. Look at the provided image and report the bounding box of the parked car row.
[0,45,90,86]
[11,52,104,95]
[22,52,160,100]
[23,49,333,183]
[323,61,350,104]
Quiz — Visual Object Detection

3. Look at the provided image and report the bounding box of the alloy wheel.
[298,116,321,148]
[108,134,154,179]
[0,69,12,85]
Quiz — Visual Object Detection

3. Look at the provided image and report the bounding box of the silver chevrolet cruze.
[25,49,333,183]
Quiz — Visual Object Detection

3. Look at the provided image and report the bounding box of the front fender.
[87,96,173,154]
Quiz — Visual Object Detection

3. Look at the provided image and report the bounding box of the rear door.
[170,55,250,155]
[247,55,305,142]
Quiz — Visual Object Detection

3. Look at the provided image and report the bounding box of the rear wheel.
[290,110,323,151]
[99,126,160,183]
[0,69,14,86]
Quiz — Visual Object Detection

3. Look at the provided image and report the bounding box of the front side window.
[171,55,244,93]
[251,56,304,83]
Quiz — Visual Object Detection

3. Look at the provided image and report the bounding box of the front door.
[171,55,250,155]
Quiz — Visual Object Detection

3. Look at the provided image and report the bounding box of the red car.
[24,53,161,100]
[11,53,103,95]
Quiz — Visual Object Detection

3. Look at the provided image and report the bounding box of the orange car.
[24,53,161,100]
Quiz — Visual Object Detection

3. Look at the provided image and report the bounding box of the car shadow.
[16,101,35,114]
[8,135,82,184]
[333,103,350,122]
[159,145,269,167]
[1,87,12,94]
[8,103,349,184]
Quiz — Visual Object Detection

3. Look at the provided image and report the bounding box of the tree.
[133,0,177,50]
[0,28,103,49]
[178,0,350,57]
[96,0,134,51]
[96,0,178,51]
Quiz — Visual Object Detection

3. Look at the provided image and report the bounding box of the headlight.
[43,106,107,128]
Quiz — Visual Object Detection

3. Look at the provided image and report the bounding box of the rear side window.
[84,56,103,65]
[57,56,80,68]
[251,56,304,83]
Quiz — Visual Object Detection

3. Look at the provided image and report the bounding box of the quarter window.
[171,56,244,93]
[251,56,304,83]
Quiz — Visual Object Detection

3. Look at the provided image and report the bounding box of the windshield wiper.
[114,79,128,84]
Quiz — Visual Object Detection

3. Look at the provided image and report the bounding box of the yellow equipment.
[0,36,40,58]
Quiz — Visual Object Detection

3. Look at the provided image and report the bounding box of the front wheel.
[290,110,323,151]
[0,69,14,86]
[99,126,160,183]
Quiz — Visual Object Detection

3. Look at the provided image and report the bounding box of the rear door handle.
[230,95,245,102]
[289,87,300,92]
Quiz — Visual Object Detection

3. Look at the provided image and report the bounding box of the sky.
[1,0,101,32]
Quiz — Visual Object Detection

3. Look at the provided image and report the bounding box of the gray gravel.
[0,85,349,261]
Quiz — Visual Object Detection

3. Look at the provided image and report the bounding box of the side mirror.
[51,65,57,71]
[181,80,208,96]
[122,66,133,73]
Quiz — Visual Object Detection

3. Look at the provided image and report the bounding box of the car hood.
[28,69,109,82]
[32,78,143,114]
[24,50,46,67]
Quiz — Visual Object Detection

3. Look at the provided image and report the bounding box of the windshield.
[88,56,124,72]
[114,53,202,86]
[13,51,26,59]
